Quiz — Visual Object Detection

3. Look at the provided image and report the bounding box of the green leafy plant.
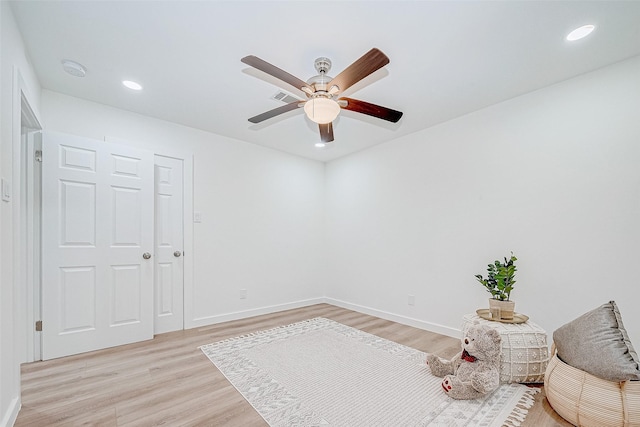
[475,253,517,301]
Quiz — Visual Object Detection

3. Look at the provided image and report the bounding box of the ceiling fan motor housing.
[307,57,334,93]
[314,57,332,74]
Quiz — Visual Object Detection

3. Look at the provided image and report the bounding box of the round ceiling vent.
[61,59,86,77]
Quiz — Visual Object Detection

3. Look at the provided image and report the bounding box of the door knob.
[143,252,151,260]
[174,251,182,258]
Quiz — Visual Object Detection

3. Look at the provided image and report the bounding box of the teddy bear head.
[461,323,501,362]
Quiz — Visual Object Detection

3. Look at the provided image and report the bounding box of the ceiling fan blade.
[339,97,403,123]
[319,122,334,142]
[328,48,389,95]
[242,55,312,93]
[248,100,302,124]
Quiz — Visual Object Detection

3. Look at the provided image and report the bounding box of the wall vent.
[271,91,300,104]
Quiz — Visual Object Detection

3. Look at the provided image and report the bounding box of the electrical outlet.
[408,294,415,306]
[240,289,247,299]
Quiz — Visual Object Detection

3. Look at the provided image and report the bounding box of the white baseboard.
[325,298,461,338]
[186,297,327,329]
[1,396,20,427]
[184,296,461,339]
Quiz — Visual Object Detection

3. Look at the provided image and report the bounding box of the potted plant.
[475,252,517,320]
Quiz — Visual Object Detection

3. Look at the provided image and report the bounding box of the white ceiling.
[9,1,640,162]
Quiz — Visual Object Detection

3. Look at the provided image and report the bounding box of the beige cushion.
[553,301,640,382]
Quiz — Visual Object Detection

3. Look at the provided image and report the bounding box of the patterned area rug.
[200,318,538,426]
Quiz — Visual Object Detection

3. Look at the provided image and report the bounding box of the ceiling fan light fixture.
[304,97,340,124]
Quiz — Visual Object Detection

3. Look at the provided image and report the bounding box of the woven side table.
[462,313,549,384]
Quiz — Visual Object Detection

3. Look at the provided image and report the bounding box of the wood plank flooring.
[16,304,571,426]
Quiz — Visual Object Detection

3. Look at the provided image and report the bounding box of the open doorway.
[16,74,43,363]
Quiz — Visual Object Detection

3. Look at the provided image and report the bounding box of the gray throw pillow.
[553,301,640,382]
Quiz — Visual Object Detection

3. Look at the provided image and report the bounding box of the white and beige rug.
[200,318,537,426]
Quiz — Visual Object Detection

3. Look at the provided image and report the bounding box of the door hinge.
[35,320,42,331]
[35,150,43,163]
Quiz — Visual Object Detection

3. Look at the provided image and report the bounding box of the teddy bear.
[426,322,502,400]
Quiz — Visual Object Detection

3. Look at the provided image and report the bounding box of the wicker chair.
[545,343,640,427]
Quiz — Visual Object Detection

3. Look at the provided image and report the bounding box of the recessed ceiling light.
[122,80,143,91]
[61,60,86,77]
[314,142,327,148]
[566,24,595,41]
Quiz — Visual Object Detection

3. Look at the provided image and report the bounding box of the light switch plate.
[1,178,11,202]
[193,211,202,223]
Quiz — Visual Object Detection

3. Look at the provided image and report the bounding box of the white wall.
[1,2,42,426]
[40,91,326,327]
[3,9,639,423]
[325,56,640,346]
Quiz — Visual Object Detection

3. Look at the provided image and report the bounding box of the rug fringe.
[502,387,540,427]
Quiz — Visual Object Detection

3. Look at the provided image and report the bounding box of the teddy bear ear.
[487,328,501,343]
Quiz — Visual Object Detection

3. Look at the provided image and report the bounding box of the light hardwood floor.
[16,304,570,426]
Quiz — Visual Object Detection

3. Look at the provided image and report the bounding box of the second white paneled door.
[153,155,184,334]
[41,132,154,360]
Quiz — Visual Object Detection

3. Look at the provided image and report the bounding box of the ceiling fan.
[241,48,403,143]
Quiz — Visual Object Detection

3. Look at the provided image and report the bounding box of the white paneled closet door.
[153,155,184,334]
[41,131,154,360]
